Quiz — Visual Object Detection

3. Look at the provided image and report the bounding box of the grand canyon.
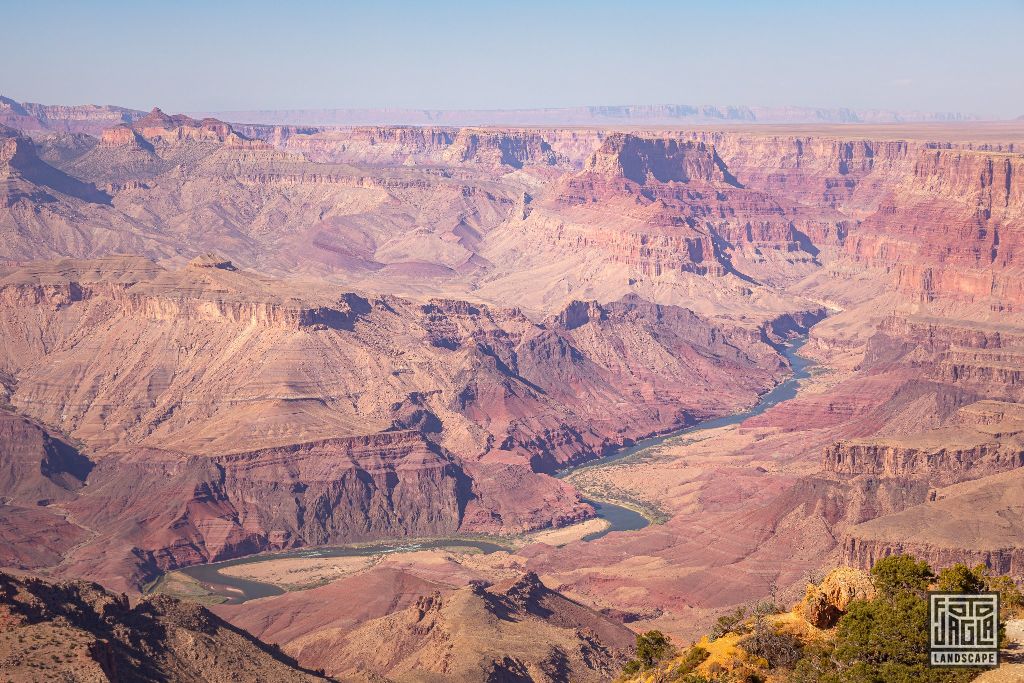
[1,76,1023,681]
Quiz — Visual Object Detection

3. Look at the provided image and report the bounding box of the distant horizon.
[185,102,1000,128]
[3,94,995,117]
[5,93,1011,129]
[3,1,1022,119]
[192,103,989,116]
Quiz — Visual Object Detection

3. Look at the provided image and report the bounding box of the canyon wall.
[0,253,804,589]
[0,96,144,135]
[3,108,1024,628]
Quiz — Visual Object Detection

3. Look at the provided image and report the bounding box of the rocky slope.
[27,116,529,282]
[0,254,794,590]
[315,572,635,681]
[0,570,327,681]
[0,257,786,462]
[102,107,258,147]
[1,126,112,206]
[0,413,92,571]
[0,125,173,261]
[0,412,91,506]
[696,130,1024,310]
[219,569,634,681]
[475,132,846,317]
[54,432,591,592]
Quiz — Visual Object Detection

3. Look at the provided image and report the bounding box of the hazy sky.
[4,0,1023,117]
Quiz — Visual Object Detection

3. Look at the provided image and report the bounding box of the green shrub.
[793,555,982,682]
[987,574,1024,614]
[870,554,934,599]
[935,563,986,594]
[636,630,675,668]
[621,629,676,676]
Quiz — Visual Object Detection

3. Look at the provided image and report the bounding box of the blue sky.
[3,0,1022,117]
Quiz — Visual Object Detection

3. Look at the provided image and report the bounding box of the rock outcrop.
[0,413,92,571]
[296,572,635,680]
[54,431,592,590]
[822,318,1024,488]
[272,125,576,169]
[442,128,565,168]
[798,567,875,628]
[0,258,786,463]
[1,127,111,206]
[824,437,1024,484]
[99,108,258,148]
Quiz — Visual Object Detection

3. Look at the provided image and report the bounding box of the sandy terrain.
[525,518,609,546]
[151,571,227,606]
[218,555,378,589]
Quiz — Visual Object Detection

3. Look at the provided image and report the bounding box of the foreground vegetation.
[619,555,1023,682]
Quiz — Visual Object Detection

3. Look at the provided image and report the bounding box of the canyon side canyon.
[1,97,1023,681]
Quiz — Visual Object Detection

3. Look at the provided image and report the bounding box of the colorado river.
[166,337,814,603]
[560,335,815,539]
[177,539,507,604]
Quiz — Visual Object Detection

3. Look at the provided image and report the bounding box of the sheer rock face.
[441,128,565,168]
[694,133,1024,309]
[0,571,325,682]
[824,439,1024,483]
[823,396,1024,486]
[0,414,583,593]
[821,315,1024,488]
[56,431,590,590]
[820,313,1024,574]
[534,130,1024,311]
[850,150,1024,309]
[0,95,144,135]
[474,131,851,317]
[299,572,635,681]
[841,467,1024,574]
[269,125,575,169]
[582,135,729,184]
[58,432,468,589]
